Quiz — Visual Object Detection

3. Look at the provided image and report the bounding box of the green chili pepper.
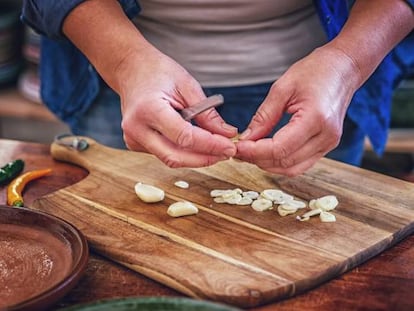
[0,159,25,186]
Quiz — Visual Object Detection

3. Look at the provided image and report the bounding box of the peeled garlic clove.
[315,195,338,211]
[320,211,336,222]
[251,198,273,212]
[167,201,198,217]
[277,205,298,216]
[174,180,189,189]
[135,182,165,203]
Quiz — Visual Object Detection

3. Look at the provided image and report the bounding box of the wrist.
[313,44,363,93]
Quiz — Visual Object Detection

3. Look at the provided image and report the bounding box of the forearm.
[324,0,414,90]
[62,0,149,93]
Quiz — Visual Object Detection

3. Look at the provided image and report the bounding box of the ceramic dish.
[0,205,89,311]
[57,297,241,311]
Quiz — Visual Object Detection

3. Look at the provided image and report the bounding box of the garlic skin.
[167,201,199,217]
[134,182,165,203]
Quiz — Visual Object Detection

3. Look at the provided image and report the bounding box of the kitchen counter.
[1,138,413,311]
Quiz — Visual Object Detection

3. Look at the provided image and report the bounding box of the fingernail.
[222,123,238,133]
[239,128,251,140]
[224,146,236,157]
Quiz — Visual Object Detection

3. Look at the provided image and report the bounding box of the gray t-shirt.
[133,0,327,87]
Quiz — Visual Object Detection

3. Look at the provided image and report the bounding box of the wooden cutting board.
[31,137,414,308]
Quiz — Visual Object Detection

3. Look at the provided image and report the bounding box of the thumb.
[239,85,287,140]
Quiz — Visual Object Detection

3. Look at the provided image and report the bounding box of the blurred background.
[0,0,412,180]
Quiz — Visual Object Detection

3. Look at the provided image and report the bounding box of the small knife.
[179,94,224,121]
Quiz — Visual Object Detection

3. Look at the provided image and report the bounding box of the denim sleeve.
[21,0,140,39]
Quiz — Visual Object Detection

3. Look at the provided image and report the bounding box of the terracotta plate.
[58,297,240,311]
[0,205,89,311]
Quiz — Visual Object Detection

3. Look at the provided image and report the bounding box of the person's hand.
[117,45,238,168]
[235,46,361,176]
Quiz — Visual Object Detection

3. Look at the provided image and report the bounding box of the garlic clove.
[135,182,165,203]
[167,201,199,217]
[174,180,189,189]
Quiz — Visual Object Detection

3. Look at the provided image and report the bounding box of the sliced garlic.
[277,205,298,216]
[167,201,198,217]
[309,199,317,209]
[210,189,227,197]
[283,199,307,209]
[315,195,339,211]
[261,189,293,204]
[223,193,242,204]
[213,197,226,203]
[296,208,322,221]
[174,180,189,189]
[320,211,336,222]
[251,198,273,212]
[135,182,165,203]
[242,191,259,200]
[236,196,253,205]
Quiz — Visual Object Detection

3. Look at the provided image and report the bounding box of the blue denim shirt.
[21,0,414,155]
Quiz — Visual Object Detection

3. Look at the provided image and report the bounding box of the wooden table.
[1,139,413,311]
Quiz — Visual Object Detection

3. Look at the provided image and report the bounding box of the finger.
[237,138,326,171]
[148,105,237,157]
[194,108,238,138]
[239,83,287,140]
[126,127,230,168]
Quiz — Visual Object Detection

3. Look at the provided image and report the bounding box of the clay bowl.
[0,205,89,311]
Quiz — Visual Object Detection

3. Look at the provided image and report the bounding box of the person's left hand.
[235,46,361,176]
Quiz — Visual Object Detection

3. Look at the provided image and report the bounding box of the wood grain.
[31,137,414,308]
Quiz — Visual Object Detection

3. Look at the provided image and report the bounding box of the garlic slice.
[283,199,307,209]
[134,182,165,203]
[174,180,189,189]
[277,205,298,216]
[261,189,294,204]
[296,208,322,221]
[251,198,273,212]
[315,195,339,211]
[167,201,198,217]
[236,196,253,205]
[320,211,336,222]
[223,193,242,204]
[242,191,259,200]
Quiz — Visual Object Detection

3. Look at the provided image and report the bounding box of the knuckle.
[278,157,295,169]
[160,154,182,168]
[176,123,194,148]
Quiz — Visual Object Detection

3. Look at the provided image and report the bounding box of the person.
[21,0,414,176]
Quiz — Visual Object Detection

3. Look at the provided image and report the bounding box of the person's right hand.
[116,45,238,168]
